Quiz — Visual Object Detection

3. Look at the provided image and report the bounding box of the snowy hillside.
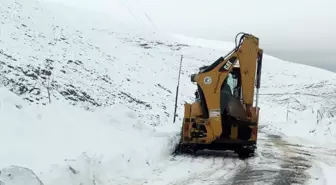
[1,0,336,184]
[0,0,209,127]
[2,0,335,136]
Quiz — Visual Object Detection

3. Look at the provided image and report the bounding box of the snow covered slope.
[0,0,202,127]
[1,0,336,184]
[2,0,335,135]
[0,85,200,185]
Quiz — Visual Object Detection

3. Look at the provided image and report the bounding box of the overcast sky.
[42,0,336,72]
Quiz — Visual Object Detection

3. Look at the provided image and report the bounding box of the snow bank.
[0,90,236,185]
[0,86,178,184]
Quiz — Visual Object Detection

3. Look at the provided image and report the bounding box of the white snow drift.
[1,0,336,184]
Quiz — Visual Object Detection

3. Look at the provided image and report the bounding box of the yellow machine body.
[174,33,263,158]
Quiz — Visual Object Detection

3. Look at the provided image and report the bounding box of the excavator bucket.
[172,32,263,158]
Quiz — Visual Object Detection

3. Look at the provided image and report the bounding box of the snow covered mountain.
[0,0,200,126]
[1,0,336,184]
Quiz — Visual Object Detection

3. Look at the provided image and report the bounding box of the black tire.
[236,147,255,159]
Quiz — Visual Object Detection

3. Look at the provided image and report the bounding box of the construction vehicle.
[172,32,263,158]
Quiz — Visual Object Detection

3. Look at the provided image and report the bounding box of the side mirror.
[191,74,196,82]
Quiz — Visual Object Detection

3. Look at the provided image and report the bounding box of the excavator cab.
[173,32,263,158]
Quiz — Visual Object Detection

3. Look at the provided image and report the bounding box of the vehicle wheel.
[236,147,255,159]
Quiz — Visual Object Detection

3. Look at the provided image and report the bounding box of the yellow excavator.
[172,32,263,158]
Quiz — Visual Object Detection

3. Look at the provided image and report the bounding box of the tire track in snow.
[223,133,283,185]
[280,141,336,185]
[269,134,312,185]
[151,131,317,185]
[161,132,281,185]
[263,134,312,185]
[166,153,242,185]
[221,133,313,185]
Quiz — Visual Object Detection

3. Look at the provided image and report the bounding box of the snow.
[0,86,243,184]
[39,0,336,50]
[0,86,177,184]
[0,87,250,185]
[1,0,336,184]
